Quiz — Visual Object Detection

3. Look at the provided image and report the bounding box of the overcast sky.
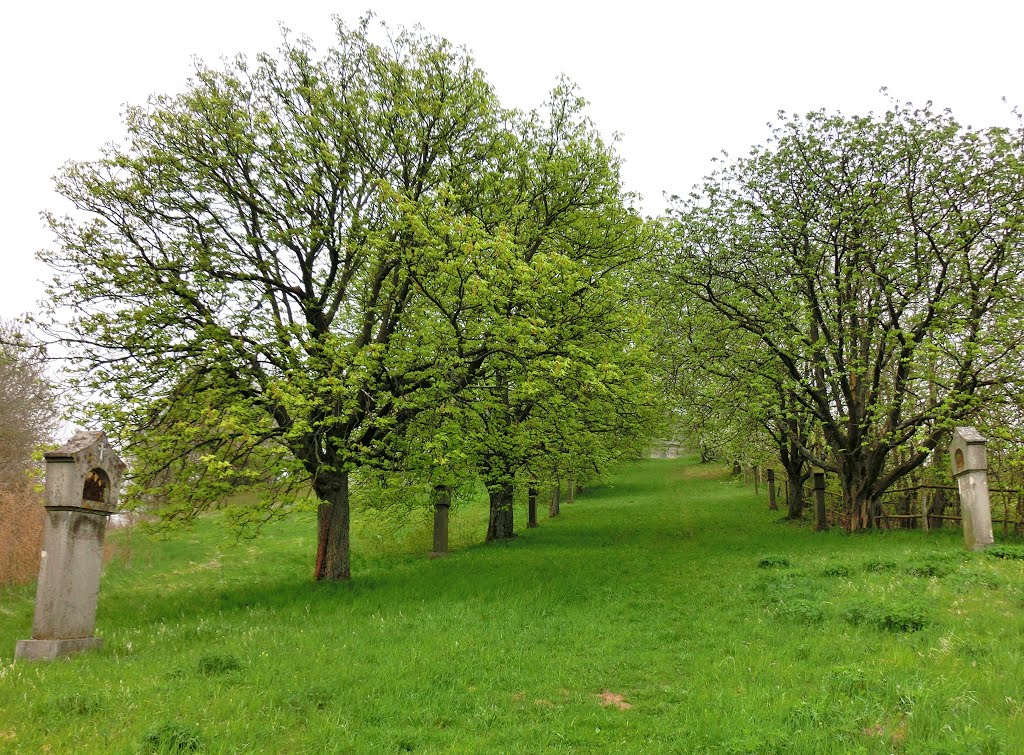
[3,0,1022,323]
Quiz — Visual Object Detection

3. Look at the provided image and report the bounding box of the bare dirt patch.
[595,690,632,710]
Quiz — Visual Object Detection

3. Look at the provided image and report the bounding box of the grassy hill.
[2,458,1023,753]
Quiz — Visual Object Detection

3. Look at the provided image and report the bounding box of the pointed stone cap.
[949,426,987,478]
[43,431,127,514]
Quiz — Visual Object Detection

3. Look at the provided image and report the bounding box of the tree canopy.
[664,101,1024,527]
[40,18,654,578]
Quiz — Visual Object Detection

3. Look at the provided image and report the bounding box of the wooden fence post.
[767,469,778,511]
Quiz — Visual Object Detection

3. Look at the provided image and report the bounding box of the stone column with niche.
[429,487,451,559]
[949,426,994,551]
[15,431,127,661]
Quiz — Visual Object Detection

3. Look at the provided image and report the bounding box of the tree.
[669,101,1024,529]
[39,19,527,580]
[416,84,655,541]
[0,320,58,584]
[0,321,57,477]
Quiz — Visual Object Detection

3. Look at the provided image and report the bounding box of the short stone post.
[767,469,778,510]
[949,427,994,551]
[429,488,451,559]
[813,471,827,531]
[16,431,126,661]
[527,480,539,528]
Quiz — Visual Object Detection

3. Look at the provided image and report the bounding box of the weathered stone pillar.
[767,469,778,511]
[16,431,126,661]
[527,481,538,528]
[813,471,827,531]
[429,488,451,559]
[949,427,994,551]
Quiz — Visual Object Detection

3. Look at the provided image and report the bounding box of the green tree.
[40,19,518,580]
[669,101,1024,529]
[428,85,655,541]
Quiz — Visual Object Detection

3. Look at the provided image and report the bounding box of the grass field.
[2,457,1024,753]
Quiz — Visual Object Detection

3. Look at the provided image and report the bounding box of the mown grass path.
[2,458,1023,753]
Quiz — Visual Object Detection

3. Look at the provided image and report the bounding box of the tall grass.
[1,458,1022,752]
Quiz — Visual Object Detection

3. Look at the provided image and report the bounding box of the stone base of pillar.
[15,637,103,661]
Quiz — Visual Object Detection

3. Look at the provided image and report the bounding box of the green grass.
[2,457,1024,753]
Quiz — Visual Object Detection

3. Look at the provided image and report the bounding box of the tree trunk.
[567,474,576,504]
[781,456,809,520]
[549,479,561,518]
[486,482,515,541]
[314,471,350,581]
[839,460,881,532]
[928,487,948,530]
[786,481,805,519]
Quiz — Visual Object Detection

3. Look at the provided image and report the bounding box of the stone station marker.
[949,426,994,551]
[15,431,127,661]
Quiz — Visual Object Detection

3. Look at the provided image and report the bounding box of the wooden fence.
[746,465,1023,535]
[874,484,1024,535]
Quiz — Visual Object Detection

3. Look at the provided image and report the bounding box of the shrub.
[776,598,826,625]
[841,603,872,626]
[196,651,241,676]
[875,606,928,633]
[139,722,203,753]
[758,555,791,569]
[821,564,851,578]
[986,545,1024,560]
[908,562,951,578]
[0,477,45,585]
[840,601,929,632]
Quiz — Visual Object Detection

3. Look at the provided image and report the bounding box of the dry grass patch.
[595,690,633,710]
[0,479,44,585]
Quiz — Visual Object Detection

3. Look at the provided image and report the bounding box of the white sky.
[3,0,1022,323]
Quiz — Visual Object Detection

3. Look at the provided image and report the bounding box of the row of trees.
[36,19,1024,577]
[656,101,1024,527]
[40,19,660,580]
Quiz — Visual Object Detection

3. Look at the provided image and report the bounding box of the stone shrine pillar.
[949,427,994,551]
[15,431,127,661]
[429,487,451,559]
